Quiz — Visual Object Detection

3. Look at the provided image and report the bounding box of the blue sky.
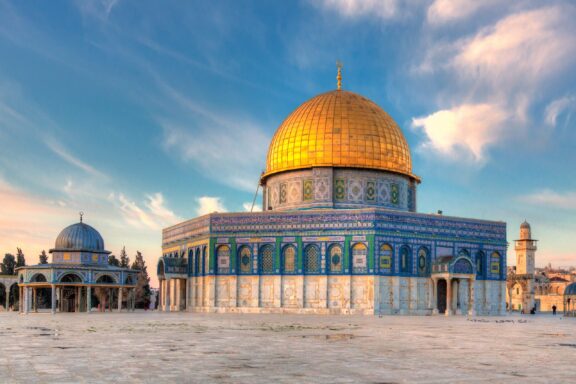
[1,0,575,285]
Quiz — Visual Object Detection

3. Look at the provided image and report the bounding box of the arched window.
[476,251,485,277]
[352,243,368,273]
[417,247,429,276]
[260,244,275,274]
[202,246,208,274]
[216,245,230,274]
[400,245,411,274]
[491,251,501,275]
[194,249,201,275]
[328,244,343,273]
[304,244,320,274]
[379,244,393,273]
[282,245,296,273]
[238,246,252,274]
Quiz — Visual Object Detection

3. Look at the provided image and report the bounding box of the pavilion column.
[32,288,37,312]
[445,278,452,316]
[468,278,476,316]
[76,287,81,312]
[431,278,438,314]
[87,286,92,313]
[118,287,123,312]
[24,287,29,314]
[51,284,56,314]
[19,287,23,313]
[166,279,171,312]
[5,286,9,311]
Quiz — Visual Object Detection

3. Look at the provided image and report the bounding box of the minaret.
[515,221,537,275]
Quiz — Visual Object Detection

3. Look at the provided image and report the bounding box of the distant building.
[157,71,508,316]
[507,221,575,312]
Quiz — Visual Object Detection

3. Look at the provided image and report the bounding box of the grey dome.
[53,222,105,252]
[565,282,576,296]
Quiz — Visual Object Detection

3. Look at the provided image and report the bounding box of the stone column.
[87,286,92,313]
[51,285,56,315]
[445,278,452,316]
[431,278,438,314]
[468,278,476,316]
[185,278,190,311]
[5,286,10,312]
[118,287,123,312]
[166,279,171,312]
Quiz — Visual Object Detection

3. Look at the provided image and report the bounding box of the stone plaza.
[1,312,575,383]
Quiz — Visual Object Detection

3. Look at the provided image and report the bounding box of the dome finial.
[336,60,343,90]
[79,211,84,223]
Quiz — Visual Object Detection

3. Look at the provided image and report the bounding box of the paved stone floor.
[0,312,575,383]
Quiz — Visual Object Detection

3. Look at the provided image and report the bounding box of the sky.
[1,0,575,287]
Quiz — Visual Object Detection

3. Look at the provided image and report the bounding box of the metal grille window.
[260,245,274,274]
[283,246,296,273]
[329,244,342,273]
[352,243,367,273]
[238,246,252,274]
[216,245,230,274]
[304,245,319,274]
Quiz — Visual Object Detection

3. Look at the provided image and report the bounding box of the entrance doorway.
[437,279,447,314]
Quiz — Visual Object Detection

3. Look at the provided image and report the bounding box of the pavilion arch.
[281,244,296,274]
[59,273,84,283]
[96,274,118,284]
[30,273,48,283]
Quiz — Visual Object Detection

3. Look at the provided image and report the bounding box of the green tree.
[1,254,16,275]
[16,248,26,268]
[108,254,120,267]
[119,246,130,268]
[131,251,151,309]
[39,250,49,264]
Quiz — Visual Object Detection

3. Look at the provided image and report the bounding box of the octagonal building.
[157,74,507,316]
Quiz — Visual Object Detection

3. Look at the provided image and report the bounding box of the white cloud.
[519,189,576,210]
[545,95,576,127]
[242,201,262,212]
[413,4,576,162]
[46,139,108,179]
[412,103,508,162]
[115,192,181,230]
[196,196,227,216]
[157,80,268,192]
[317,0,401,19]
[427,0,499,25]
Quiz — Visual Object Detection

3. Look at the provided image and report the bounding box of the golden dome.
[264,90,418,181]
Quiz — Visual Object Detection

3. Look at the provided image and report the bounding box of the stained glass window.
[329,244,342,273]
[379,244,392,272]
[417,247,428,276]
[476,251,485,277]
[260,245,274,274]
[304,245,319,274]
[283,245,296,273]
[216,245,230,274]
[491,251,501,275]
[400,245,411,273]
[238,246,251,274]
[352,243,367,273]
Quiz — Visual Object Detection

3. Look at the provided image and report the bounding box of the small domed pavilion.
[17,215,138,314]
[564,282,576,317]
